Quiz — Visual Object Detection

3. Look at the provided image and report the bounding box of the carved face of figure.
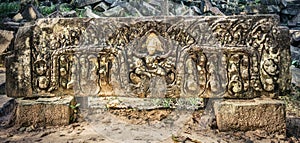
[88,55,98,69]
[79,56,87,66]
[60,68,67,76]
[37,76,49,89]
[60,56,68,65]
[35,60,47,76]
[145,32,164,55]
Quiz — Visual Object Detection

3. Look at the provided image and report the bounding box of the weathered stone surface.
[13,13,23,22]
[0,71,5,94]
[0,95,15,117]
[291,45,300,63]
[287,116,300,138]
[6,26,32,98]
[291,30,300,62]
[15,96,75,127]
[291,66,300,87]
[214,99,286,134]
[0,30,14,67]
[0,30,14,55]
[76,0,102,7]
[7,15,291,98]
[76,96,203,110]
[21,4,43,21]
[291,30,300,47]
[0,95,15,126]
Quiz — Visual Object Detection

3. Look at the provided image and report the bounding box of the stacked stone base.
[15,96,75,127]
[214,98,286,135]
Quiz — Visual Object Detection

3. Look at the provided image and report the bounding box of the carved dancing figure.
[67,56,78,90]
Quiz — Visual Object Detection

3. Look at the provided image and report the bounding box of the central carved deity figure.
[129,32,174,97]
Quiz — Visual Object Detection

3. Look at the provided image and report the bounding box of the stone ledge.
[15,96,75,127]
[76,96,204,110]
[214,98,286,135]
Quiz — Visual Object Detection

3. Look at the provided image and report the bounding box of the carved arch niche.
[108,21,196,98]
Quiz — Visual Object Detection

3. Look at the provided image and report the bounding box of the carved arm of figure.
[135,61,152,79]
[155,65,166,76]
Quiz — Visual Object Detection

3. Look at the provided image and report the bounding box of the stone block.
[6,26,33,98]
[291,66,300,87]
[0,95,15,126]
[214,99,286,134]
[15,96,75,127]
[0,30,14,66]
[291,30,300,67]
[0,30,13,54]
[291,46,300,62]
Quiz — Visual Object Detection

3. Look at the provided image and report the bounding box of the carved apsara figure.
[129,32,175,97]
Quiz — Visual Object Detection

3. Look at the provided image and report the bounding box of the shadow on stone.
[287,116,300,138]
[0,95,15,128]
[0,83,5,95]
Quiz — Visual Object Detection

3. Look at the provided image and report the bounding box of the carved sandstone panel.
[7,15,290,98]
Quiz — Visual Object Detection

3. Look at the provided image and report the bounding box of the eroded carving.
[8,16,290,98]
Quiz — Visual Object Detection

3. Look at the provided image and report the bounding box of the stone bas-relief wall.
[6,15,291,98]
